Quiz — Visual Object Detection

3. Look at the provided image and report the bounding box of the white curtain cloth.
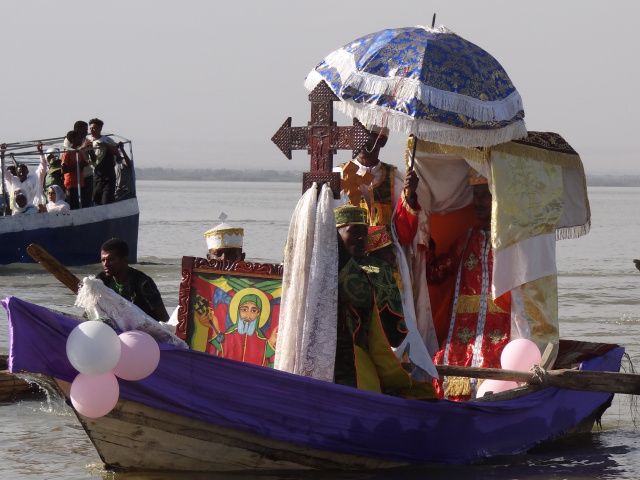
[274,184,338,381]
[75,277,188,348]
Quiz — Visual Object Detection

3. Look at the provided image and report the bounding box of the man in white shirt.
[1,143,47,208]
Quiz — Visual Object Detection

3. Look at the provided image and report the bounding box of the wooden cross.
[271,81,369,198]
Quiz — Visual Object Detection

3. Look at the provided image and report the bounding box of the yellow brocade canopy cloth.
[406,132,590,349]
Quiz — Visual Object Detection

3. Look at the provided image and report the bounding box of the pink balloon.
[476,379,519,398]
[500,338,542,371]
[111,331,161,381]
[70,372,119,418]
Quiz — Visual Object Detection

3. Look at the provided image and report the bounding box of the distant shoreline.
[135,168,640,186]
[136,168,301,182]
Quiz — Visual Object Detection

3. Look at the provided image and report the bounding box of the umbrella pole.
[408,135,418,171]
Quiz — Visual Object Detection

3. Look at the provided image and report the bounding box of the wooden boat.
[4,296,626,472]
[0,135,139,266]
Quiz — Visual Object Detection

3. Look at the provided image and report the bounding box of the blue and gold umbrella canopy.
[305,25,527,148]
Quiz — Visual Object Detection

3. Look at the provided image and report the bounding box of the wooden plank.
[436,364,640,395]
[26,243,81,294]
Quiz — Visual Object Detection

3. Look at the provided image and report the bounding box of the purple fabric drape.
[4,296,624,465]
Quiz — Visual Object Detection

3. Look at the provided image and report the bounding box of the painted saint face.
[237,301,260,335]
[338,224,368,259]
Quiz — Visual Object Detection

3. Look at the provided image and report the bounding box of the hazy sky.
[1,1,638,174]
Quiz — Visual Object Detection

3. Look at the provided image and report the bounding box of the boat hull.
[0,199,139,265]
[4,298,625,472]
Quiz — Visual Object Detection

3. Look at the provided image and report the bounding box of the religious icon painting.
[175,256,283,368]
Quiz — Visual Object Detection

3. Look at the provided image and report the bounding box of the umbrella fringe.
[306,49,524,123]
[337,99,528,148]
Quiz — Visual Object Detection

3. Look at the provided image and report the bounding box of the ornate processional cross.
[271,81,369,198]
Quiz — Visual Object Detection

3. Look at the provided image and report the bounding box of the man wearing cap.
[204,218,246,263]
[334,126,434,377]
[335,205,435,398]
[425,170,511,401]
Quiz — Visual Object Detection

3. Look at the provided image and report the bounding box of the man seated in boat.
[97,238,170,322]
[1,143,48,209]
[334,205,435,398]
[424,169,511,401]
[204,215,246,264]
[164,217,248,333]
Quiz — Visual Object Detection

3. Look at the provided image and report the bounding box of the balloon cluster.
[66,321,160,418]
[476,339,542,398]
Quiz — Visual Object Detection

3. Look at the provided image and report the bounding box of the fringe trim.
[490,141,582,169]
[445,376,471,397]
[305,49,525,123]
[556,220,591,240]
[336,99,528,148]
[406,137,490,164]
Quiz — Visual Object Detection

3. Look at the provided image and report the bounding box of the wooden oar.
[436,364,640,396]
[26,243,81,294]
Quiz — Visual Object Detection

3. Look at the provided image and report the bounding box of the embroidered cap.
[366,225,393,252]
[335,205,368,227]
[468,166,488,186]
[205,213,244,250]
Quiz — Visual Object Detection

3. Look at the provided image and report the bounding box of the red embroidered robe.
[426,227,510,401]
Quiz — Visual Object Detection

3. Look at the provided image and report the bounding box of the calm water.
[1,182,639,479]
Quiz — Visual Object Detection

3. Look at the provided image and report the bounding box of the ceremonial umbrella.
[305,25,527,148]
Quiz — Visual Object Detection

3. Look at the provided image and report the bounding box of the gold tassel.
[445,376,471,397]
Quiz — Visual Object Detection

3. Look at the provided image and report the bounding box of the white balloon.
[66,321,122,376]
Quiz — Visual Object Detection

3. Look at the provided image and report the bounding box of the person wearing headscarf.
[12,189,39,215]
[426,169,511,401]
[45,185,70,212]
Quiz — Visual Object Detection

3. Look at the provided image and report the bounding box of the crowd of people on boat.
[1,118,135,216]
